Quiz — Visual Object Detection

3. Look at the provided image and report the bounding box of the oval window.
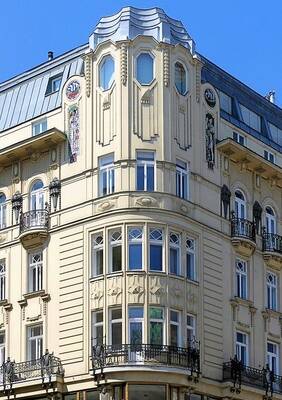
[136,53,154,85]
[99,55,115,90]
[175,62,187,95]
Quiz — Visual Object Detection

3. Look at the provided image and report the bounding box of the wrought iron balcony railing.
[91,343,200,380]
[262,231,282,254]
[223,360,282,396]
[231,216,256,242]
[19,209,49,234]
[0,352,64,392]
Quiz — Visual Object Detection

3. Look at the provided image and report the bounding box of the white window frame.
[0,194,7,230]
[32,119,47,136]
[240,104,261,132]
[233,131,245,146]
[236,259,247,299]
[91,233,104,277]
[267,341,279,374]
[92,310,104,346]
[149,227,164,272]
[170,310,180,347]
[186,237,196,281]
[266,271,278,311]
[0,260,5,301]
[28,252,43,293]
[176,159,189,199]
[264,150,275,164]
[169,232,181,275]
[109,229,122,273]
[99,55,115,91]
[265,207,276,234]
[136,151,155,191]
[109,308,122,346]
[174,61,188,95]
[99,154,115,196]
[187,314,196,345]
[236,331,249,366]
[128,226,144,271]
[27,324,43,361]
[149,307,164,345]
[128,306,144,345]
[135,52,155,85]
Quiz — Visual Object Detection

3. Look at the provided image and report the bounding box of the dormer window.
[99,55,115,91]
[136,53,154,85]
[32,119,47,136]
[175,62,187,95]
[45,74,62,95]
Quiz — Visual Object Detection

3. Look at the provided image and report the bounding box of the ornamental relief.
[95,85,117,146]
[25,297,43,322]
[127,274,145,303]
[186,283,199,314]
[168,278,184,308]
[90,280,104,309]
[107,276,123,306]
[149,275,167,305]
[172,92,190,150]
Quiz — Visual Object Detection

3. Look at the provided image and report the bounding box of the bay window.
[170,310,180,347]
[176,160,188,199]
[99,154,115,196]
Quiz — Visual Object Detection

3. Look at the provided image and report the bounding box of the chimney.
[48,51,54,61]
[265,90,275,104]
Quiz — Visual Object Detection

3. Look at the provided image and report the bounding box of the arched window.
[136,53,154,85]
[265,206,276,234]
[30,180,44,211]
[0,194,6,229]
[99,55,115,90]
[235,190,246,219]
[175,62,187,95]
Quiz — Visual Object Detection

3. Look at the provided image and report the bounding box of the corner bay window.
[92,311,103,345]
[236,331,248,366]
[0,260,5,301]
[149,307,164,345]
[136,151,155,191]
[128,227,143,270]
[28,252,43,292]
[92,234,103,276]
[170,310,180,347]
[99,154,115,196]
[176,159,188,199]
[149,228,163,271]
[169,232,180,275]
[27,325,43,360]
[109,230,122,272]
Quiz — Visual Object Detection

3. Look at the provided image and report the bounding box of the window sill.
[106,271,123,277]
[231,297,253,307]
[23,290,46,300]
[0,299,8,307]
[264,308,282,318]
[90,275,104,282]
[186,278,199,286]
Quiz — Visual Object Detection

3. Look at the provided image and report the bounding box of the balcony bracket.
[231,237,256,258]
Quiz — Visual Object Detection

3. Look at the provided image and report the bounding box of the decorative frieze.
[163,48,170,87]
[120,43,128,86]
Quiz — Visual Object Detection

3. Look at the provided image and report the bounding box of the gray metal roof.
[0,45,87,133]
[89,6,195,53]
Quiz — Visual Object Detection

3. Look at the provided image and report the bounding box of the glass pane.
[96,250,103,275]
[137,165,144,190]
[112,309,122,320]
[128,385,166,400]
[100,56,115,90]
[112,322,122,346]
[130,322,142,344]
[137,151,154,161]
[137,54,154,84]
[86,391,100,400]
[150,244,162,271]
[129,307,143,319]
[170,325,178,347]
[147,165,154,191]
[170,248,179,274]
[112,245,122,271]
[150,321,163,345]
[129,244,142,270]
[96,326,103,344]
[175,62,186,95]
[150,307,163,320]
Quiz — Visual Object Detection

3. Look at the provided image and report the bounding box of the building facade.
[0,6,282,400]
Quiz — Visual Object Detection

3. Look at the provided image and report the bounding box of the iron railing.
[91,343,200,379]
[0,353,64,391]
[19,209,49,234]
[262,231,282,254]
[223,360,282,396]
[231,215,256,242]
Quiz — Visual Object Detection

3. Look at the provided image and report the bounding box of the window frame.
[32,119,47,136]
[266,271,278,311]
[109,308,122,347]
[136,151,155,192]
[0,332,5,366]
[186,237,196,281]
[135,52,155,86]
[264,150,275,164]
[174,61,188,95]
[0,193,7,230]
[149,227,164,272]
[235,259,248,300]
[239,104,261,132]
[45,74,62,96]
[109,229,122,273]
[176,159,189,200]
[233,131,245,146]
[267,341,279,374]
[28,251,43,293]
[99,55,115,91]
[99,153,115,196]
[186,314,196,345]
[0,259,6,301]
[149,307,164,345]
[92,310,104,346]
[235,331,249,366]
[27,324,43,361]
[91,233,104,277]
[169,232,181,276]
[219,90,232,114]
[128,306,144,345]
[128,226,144,271]
[170,309,180,347]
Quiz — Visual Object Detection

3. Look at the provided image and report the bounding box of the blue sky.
[1,0,282,105]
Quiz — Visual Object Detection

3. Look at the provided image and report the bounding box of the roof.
[0,44,87,133]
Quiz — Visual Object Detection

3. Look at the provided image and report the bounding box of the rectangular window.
[240,104,261,132]
[99,154,115,196]
[109,230,122,273]
[149,307,164,345]
[110,308,122,347]
[28,252,43,292]
[267,341,279,374]
[170,310,180,347]
[264,150,275,164]
[0,333,5,366]
[219,90,232,114]
[236,259,247,299]
[128,307,144,345]
[136,151,155,191]
[267,271,278,310]
[45,74,62,95]
[0,260,5,301]
[0,199,6,230]
[186,237,196,281]
[32,119,47,136]
[128,227,143,270]
[187,314,196,345]
[27,324,43,360]
[269,123,282,146]
[92,311,104,346]
[233,132,245,146]
[169,233,180,275]
[149,228,163,271]
[176,159,188,199]
[236,331,248,366]
[92,234,104,276]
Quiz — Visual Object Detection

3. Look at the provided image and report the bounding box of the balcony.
[223,360,282,396]
[262,231,282,269]
[19,209,49,249]
[231,215,256,257]
[0,353,64,395]
[92,343,200,381]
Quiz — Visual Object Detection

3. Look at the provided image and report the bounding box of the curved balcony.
[91,343,200,381]
[231,216,256,257]
[19,209,49,249]
[0,353,64,395]
[262,231,282,269]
